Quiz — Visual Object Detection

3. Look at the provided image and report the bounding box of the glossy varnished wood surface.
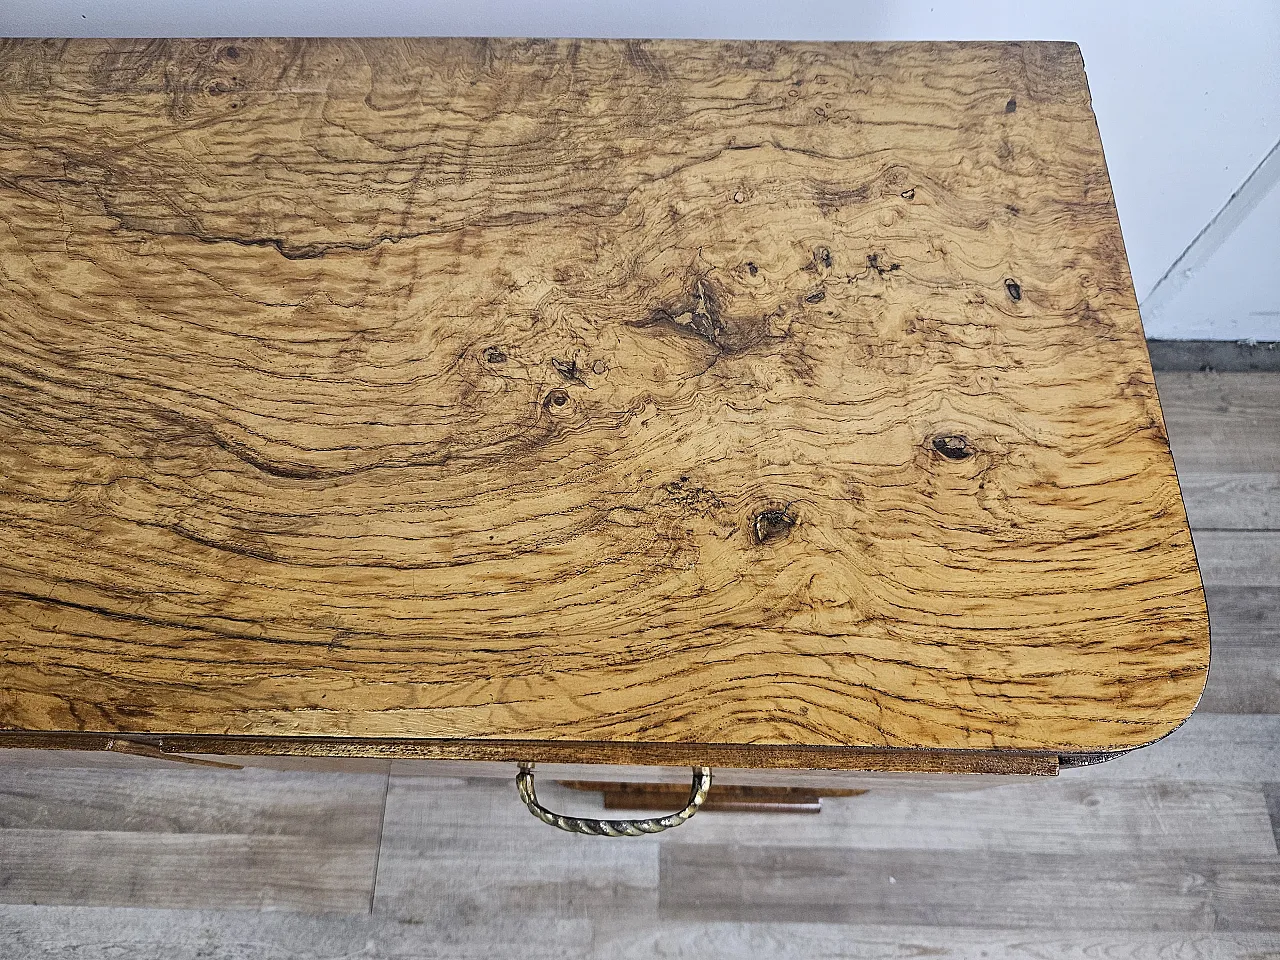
[0,38,1206,760]
[0,368,1276,956]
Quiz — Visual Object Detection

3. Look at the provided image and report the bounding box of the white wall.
[2,0,1277,339]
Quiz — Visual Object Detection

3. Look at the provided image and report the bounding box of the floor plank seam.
[367,767,391,917]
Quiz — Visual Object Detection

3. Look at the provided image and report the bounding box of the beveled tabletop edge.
[0,730,1084,775]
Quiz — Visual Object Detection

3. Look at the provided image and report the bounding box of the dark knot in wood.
[551,357,585,383]
[642,278,723,347]
[753,507,797,545]
[932,435,975,460]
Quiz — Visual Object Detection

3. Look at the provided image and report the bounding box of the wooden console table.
[0,38,1208,832]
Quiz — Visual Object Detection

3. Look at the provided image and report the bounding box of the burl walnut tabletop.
[0,38,1208,772]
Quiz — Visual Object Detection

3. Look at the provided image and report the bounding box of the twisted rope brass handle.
[516,763,713,836]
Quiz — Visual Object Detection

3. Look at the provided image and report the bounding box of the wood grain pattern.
[0,38,1207,762]
[660,846,1280,930]
[0,370,1271,960]
[5,909,1278,960]
[1200,585,1280,714]
[1195,532,1280,587]
[0,765,387,912]
[648,780,1279,855]
[1147,373,1280,712]
[1157,373,1280,473]
[0,765,384,835]
[0,907,594,960]
[0,831,377,911]
[594,926,1280,960]
[1061,714,1280,783]
[368,770,1280,932]
[1155,371,1280,528]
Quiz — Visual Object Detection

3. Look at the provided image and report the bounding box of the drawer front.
[385,759,1052,793]
[0,746,1054,792]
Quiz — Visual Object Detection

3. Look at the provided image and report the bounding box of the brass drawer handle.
[517,762,712,835]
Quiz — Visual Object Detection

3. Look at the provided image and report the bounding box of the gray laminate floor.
[2,367,1278,959]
